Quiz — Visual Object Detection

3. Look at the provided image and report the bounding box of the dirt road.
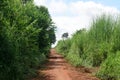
[32,49,100,80]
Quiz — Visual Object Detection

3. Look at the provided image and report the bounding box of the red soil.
[32,49,100,80]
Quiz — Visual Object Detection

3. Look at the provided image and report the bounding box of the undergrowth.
[56,14,120,80]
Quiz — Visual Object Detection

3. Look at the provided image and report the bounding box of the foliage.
[56,39,71,56]
[56,14,120,79]
[96,51,120,80]
[0,0,56,80]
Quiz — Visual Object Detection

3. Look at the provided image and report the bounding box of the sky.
[34,0,120,46]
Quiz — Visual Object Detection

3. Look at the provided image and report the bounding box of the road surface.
[32,49,100,80]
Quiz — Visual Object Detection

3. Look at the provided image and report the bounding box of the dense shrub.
[0,0,56,80]
[56,39,71,56]
[56,14,120,79]
[97,51,120,80]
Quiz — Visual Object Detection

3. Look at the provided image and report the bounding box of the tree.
[0,0,56,80]
[62,32,69,39]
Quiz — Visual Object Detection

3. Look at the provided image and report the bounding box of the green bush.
[0,0,56,80]
[56,14,120,79]
[56,39,71,56]
[66,52,82,66]
[111,18,120,52]
[97,51,120,80]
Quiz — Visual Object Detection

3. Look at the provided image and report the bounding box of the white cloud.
[34,0,120,47]
[70,1,119,16]
[48,0,68,15]
[34,0,47,6]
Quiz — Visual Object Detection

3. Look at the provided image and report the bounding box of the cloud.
[70,1,119,16]
[34,0,47,6]
[34,0,120,47]
[48,0,68,15]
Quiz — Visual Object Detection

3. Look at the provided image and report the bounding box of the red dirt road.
[32,49,100,80]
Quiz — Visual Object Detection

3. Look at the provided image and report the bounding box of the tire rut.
[31,49,100,80]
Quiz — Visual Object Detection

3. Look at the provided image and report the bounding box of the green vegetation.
[0,0,56,80]
[96,51,120,80]
[56,15,120,80]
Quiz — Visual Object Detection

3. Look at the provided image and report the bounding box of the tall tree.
[0,0,56,80]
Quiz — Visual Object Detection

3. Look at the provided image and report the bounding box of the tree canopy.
[0,0,56,80]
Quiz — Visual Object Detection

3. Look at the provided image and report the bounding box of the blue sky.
[34,0,120,46]
[63,0,120,10]
[84,0,120,9]
[45,0,120,10]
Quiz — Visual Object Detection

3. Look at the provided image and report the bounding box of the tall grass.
[96,51,120,80]
[56,14,120,80]
[56,38,71,56]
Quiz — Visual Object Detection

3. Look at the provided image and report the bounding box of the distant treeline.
[56,15,120,80]
[0,0,56,80]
